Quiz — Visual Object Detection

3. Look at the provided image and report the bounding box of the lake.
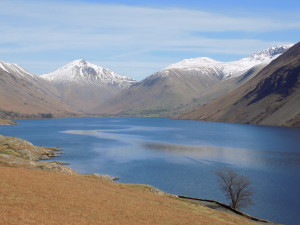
[0,117,299,225]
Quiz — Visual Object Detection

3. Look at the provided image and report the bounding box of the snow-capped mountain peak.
[161,44,294,80]
[248,44,294,61]
[41,60,136,88]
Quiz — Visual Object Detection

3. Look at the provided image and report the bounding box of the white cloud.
[0,0,298,80]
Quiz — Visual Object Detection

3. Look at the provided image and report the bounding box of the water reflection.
[142,142,263,167]
[61,129,300,168]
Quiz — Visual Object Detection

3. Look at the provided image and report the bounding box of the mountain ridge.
[165,44,293,79]
[95,44,293,116]
[0,60,79,117]
[178,42,300,127]
[0,43,297,125]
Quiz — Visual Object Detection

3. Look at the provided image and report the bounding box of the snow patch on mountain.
[41,60,136,88]
[167,57,220,68]
[0,60,37,78]
[165,44,294,79]
[0,61,9,73]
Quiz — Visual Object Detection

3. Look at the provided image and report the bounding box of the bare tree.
[215,168,254,210]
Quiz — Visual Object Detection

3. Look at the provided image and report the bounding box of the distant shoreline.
[0,119,17,125]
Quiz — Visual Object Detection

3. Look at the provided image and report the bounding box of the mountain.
[95,45,292,116]
[95,65,221,116]
[178,42,300,127]
[41,60,136,113]
[172,64,267,116]
[0,60,78,118]
[167,44,293,80]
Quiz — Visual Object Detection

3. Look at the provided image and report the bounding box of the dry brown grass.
[0,166,257,225]
[0,119,16,125]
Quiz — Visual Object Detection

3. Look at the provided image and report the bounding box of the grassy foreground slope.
[0,166,258,225]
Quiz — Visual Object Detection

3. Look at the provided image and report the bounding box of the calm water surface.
[0,117,299,225]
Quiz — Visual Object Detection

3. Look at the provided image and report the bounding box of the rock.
[0,135,76,174]
[87,173,119,181]
[0,135,121,178]
[131,184,167,195]
[0,119,17,125]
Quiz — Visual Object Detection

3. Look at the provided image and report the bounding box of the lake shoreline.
[0,130,274,224]
[4,114,300,128]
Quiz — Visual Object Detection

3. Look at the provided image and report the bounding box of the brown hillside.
[0,62,79,117]
[0,166,259,225]
[95,68,221,116]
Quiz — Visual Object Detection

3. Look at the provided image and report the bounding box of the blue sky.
[1,0,299,81]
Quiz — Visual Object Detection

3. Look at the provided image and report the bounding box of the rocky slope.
[41,60,136,113]
[178,42,300,127]
[0,60,79,117]
[0,119,17,125]
[0,135,75,174]
[96,45,292,116]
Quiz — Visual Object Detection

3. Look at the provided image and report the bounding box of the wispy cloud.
[0,0,298,79]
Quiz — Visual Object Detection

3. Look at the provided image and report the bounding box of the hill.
[178,42,300,127]
[0,165,261,225]
[0,60,79,118]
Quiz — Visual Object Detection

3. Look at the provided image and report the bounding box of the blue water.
[1,117,299,225]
